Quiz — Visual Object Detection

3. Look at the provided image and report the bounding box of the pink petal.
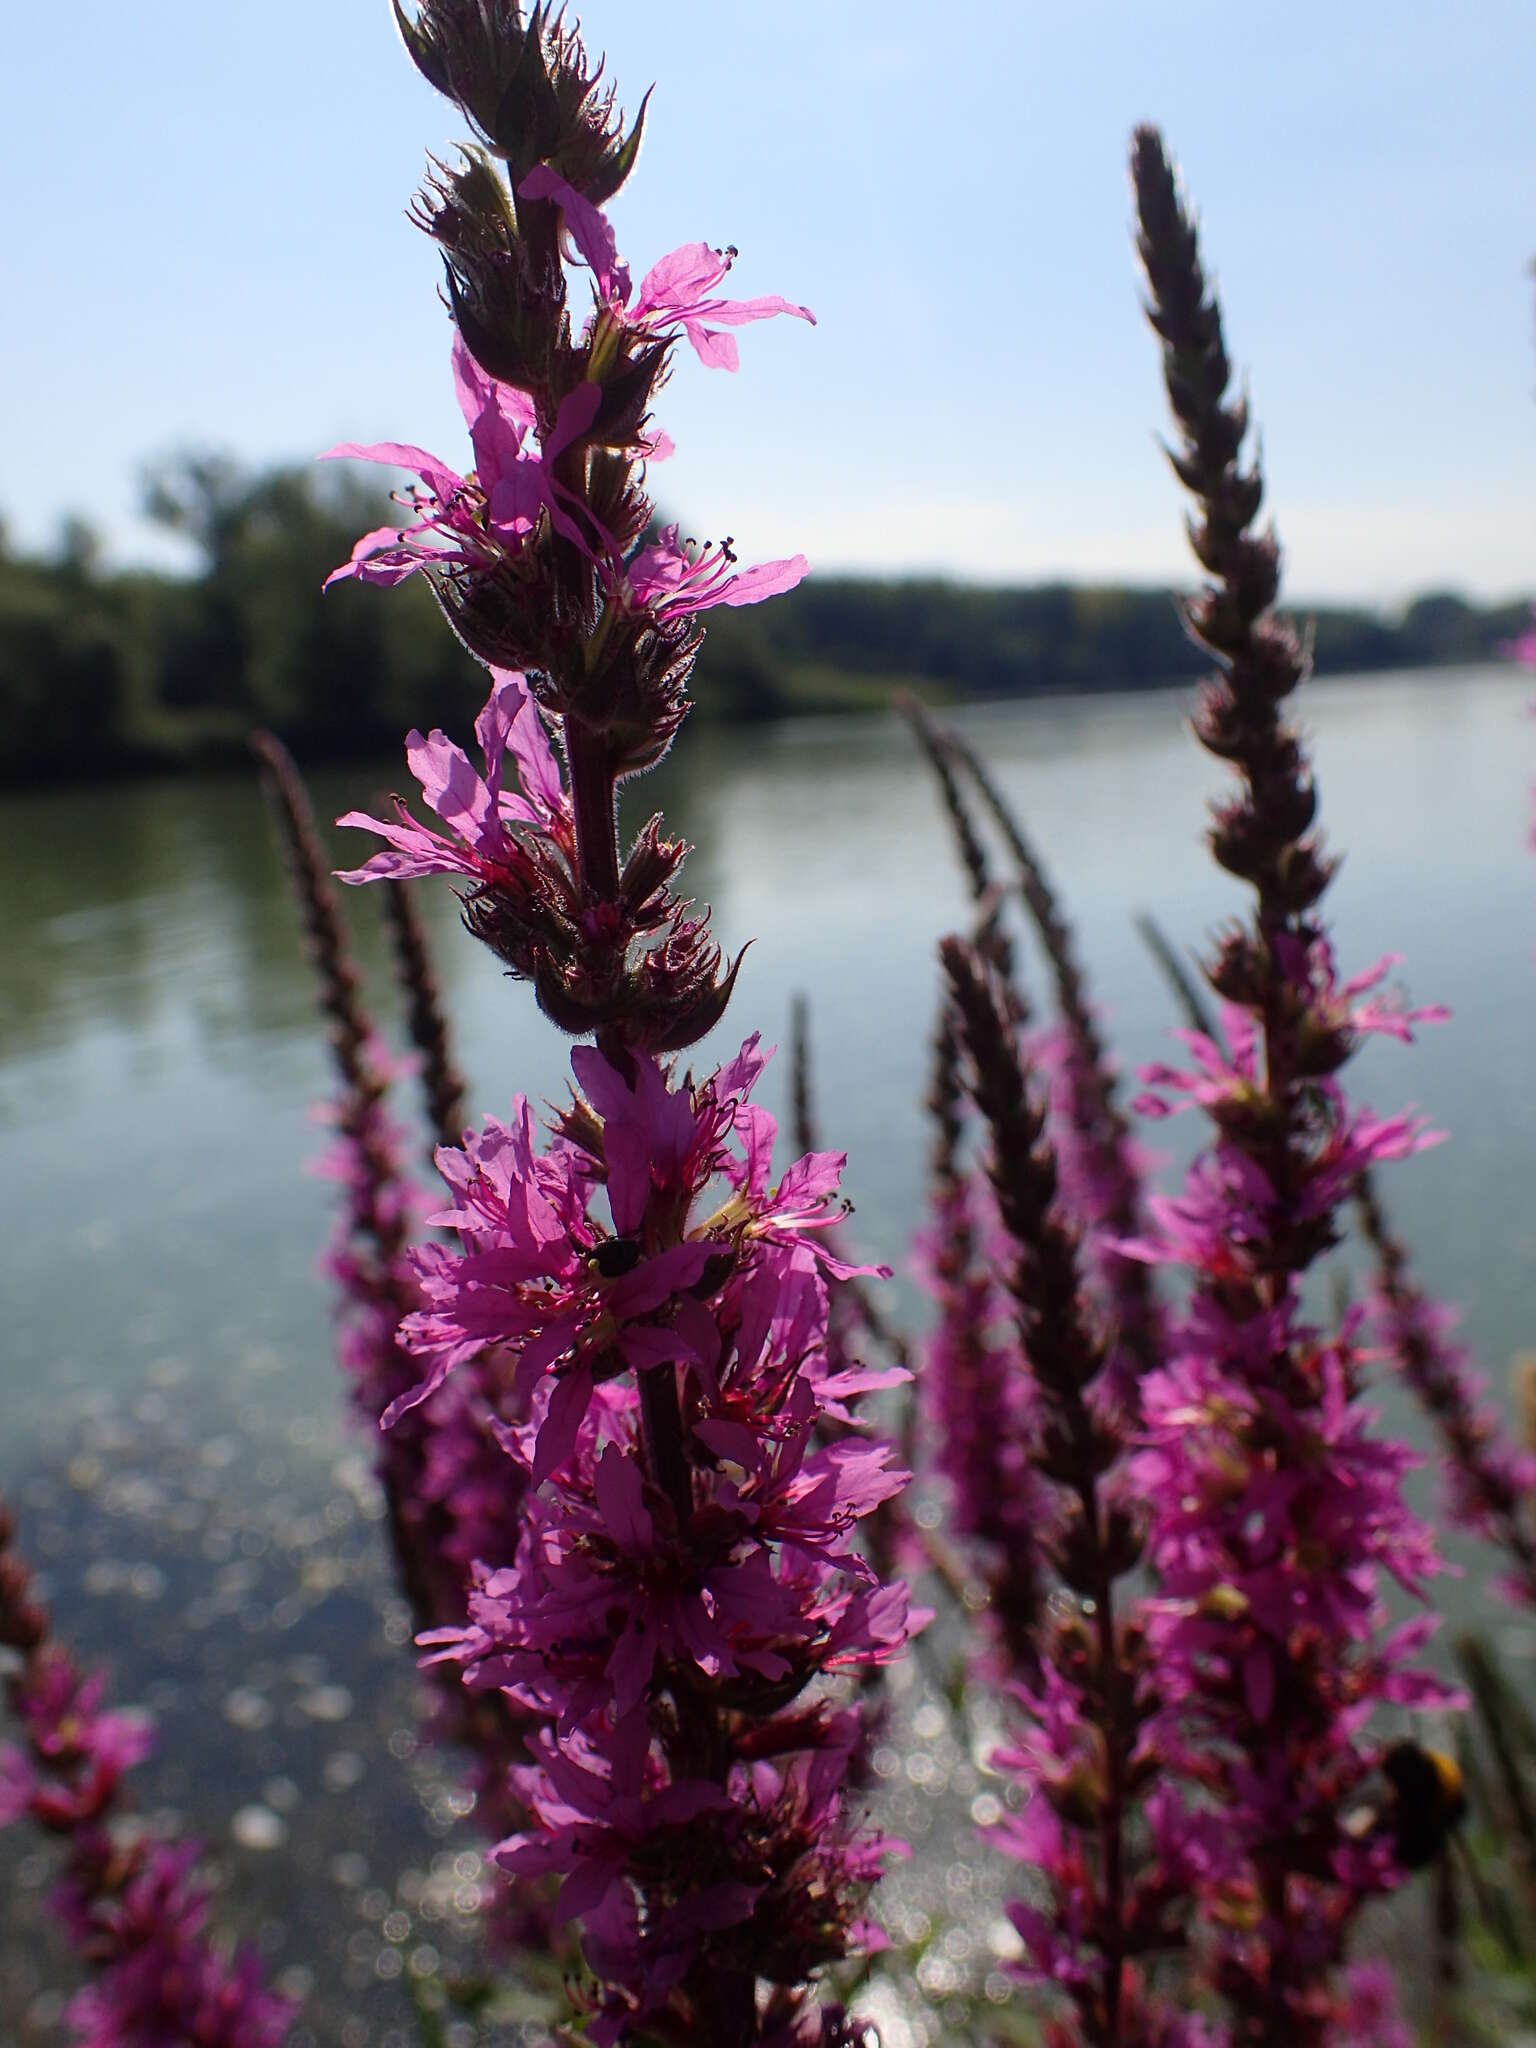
[319,439,465,505]
[451,331,534,439]
[697,293,815,329]
[532,1364,594,1487]
[775,1149,847,1208]
[487,463,547,540]
[605,1623,657,1721]
[714,554,810,606]
[546,382,604,458]
[635,242,732,310]
[379,1354,455,1431]
[683,323,740,372]
[404,729,499,853]
[556,1852,628,1924]
[474,674,525,812]
[323,525,419,590]
[486,668,565,820]
[334,807,470,884]
[519,166,629,302]
[594,1445,652,1552]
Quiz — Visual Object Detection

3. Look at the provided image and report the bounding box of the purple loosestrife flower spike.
[935,723,1163,1407]
[940,936,1194,2048]
[0,1509,294,2047]
[253,731,410,1268]
[1131,129,1324,935]
[903,695,1001,920]
[906,693,1160,1438]
[410,1036,925,2043]
[916,979,1048,1678]
[1131,125,1453,2045]
[382,874,470,1156]
[257,725,530,1612]
[896,723,1043,1662]
[321,15,911,2040]
[257,734,551,1956]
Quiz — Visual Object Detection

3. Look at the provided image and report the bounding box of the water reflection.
[2,665,1533,1456]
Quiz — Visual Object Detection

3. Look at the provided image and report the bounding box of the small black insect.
[589,1235,644,1278]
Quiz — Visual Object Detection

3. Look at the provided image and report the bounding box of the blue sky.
[8,1,1535,601]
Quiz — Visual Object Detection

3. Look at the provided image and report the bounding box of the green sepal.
[390,0,451,95]
[586,84,653,206]
[492,4,562,177]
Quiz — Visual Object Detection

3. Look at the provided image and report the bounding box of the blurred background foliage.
[2,453,1530,786]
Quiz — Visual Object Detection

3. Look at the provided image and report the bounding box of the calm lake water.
[2,664,1534,2039]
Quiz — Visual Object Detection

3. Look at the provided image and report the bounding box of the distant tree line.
[2,455,1529,785]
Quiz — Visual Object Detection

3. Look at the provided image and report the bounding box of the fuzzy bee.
[1344,1740,1467,1870]
[587,1234,644,1278]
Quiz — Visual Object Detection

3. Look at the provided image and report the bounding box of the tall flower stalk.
[1128,125,1450,2044]
[382,872,469,1156]
[941,938,1199,2048]
[320,8,923,2041]
[907,702,1205,2043]
[926,717,1161,1410]
[256,729,549,1957]
[906,705,1050,1675]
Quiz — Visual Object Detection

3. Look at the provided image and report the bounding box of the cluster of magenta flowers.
[337,676,922,2043]
[297,5,925,2042]
[0,1507,293,2048]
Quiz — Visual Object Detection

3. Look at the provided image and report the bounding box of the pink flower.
[520,167,814,372]
[494,1718,738,1927]
[321,334,605,587]
[61,1845,293,2048]
[616,523,809,621]
[336,671,569,887]
[0,1624,292,2048]
[391,1040,886,1475]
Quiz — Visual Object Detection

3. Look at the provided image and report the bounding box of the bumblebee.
[1374,1740,1468,1869]
[587,1234,644,1278]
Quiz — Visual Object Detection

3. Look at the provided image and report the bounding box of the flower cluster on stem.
[256,730,550,1954]
[322,8,920,2039]
[1127,125,1452,2044]
[928,720,1162,1412]
[940,938,1204,2048]
[0,1504,293,2047]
